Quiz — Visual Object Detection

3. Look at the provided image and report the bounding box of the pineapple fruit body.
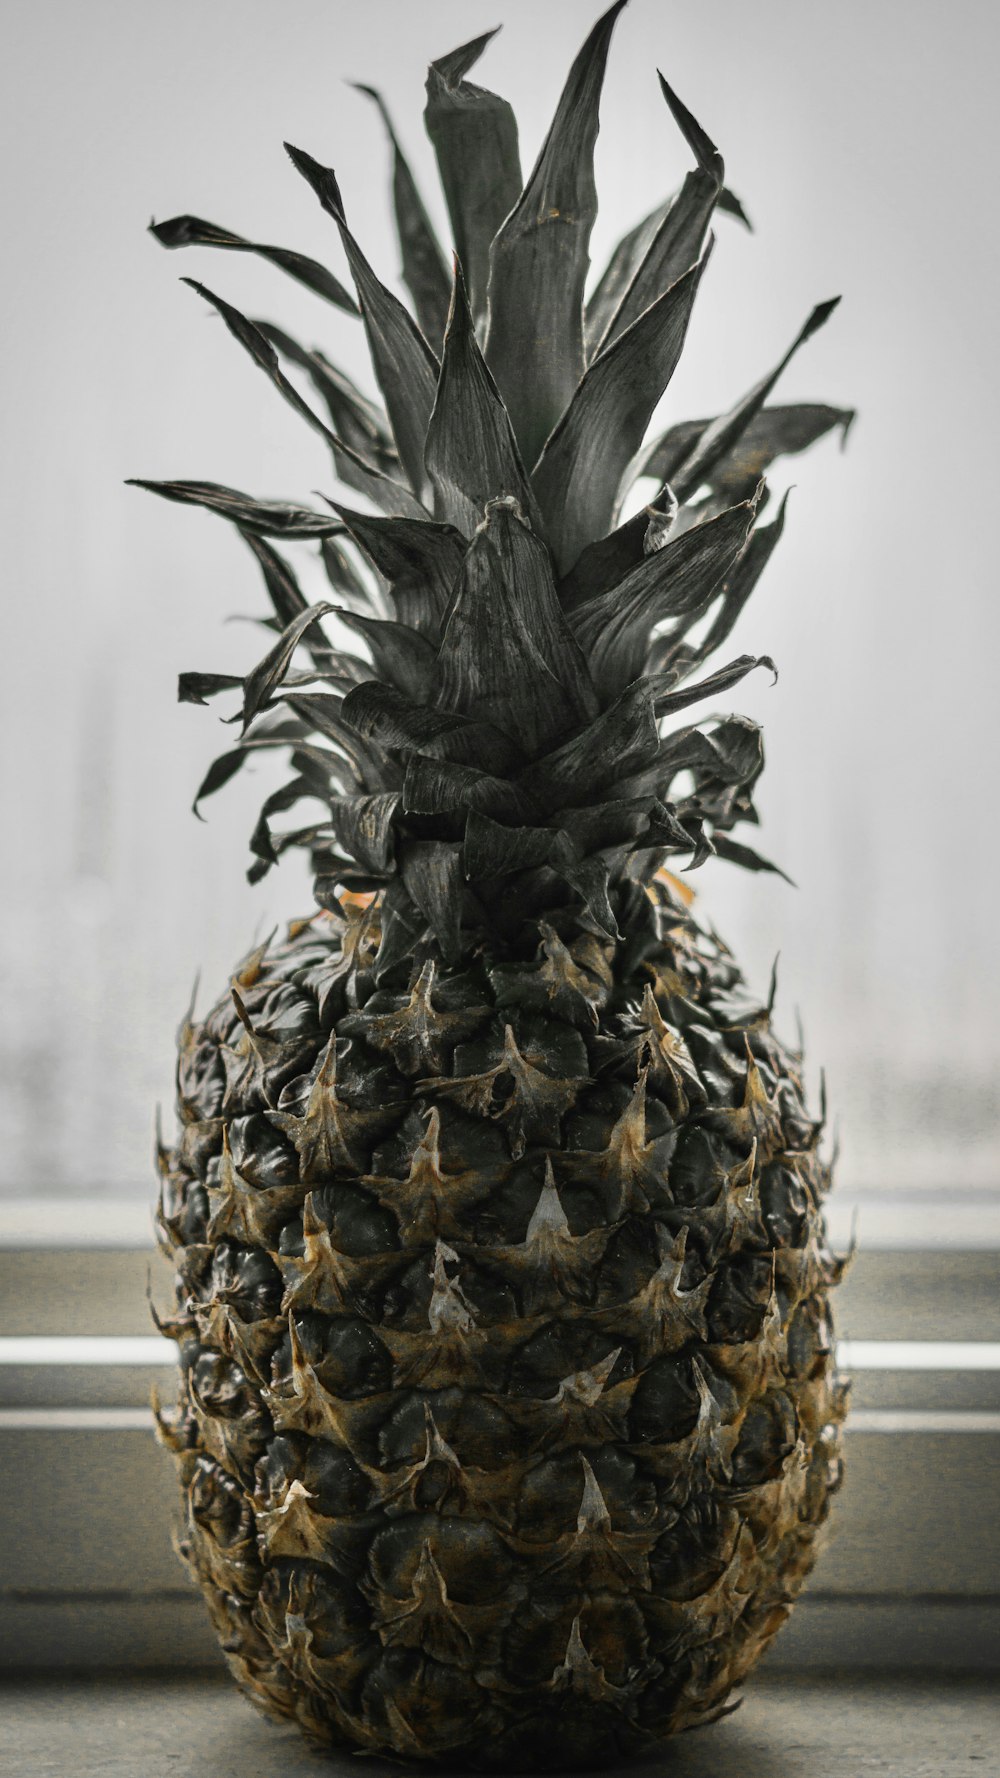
[143,4,854,1764]
[155,877,846,1768]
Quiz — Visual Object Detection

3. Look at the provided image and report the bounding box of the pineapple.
[140,5,853,1768]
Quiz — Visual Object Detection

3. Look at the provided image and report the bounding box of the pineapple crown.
[132,2,852,970]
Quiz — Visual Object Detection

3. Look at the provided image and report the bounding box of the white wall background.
[1,0,997,1202]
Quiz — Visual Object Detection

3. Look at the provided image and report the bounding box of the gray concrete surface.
[2,1672,997,1777]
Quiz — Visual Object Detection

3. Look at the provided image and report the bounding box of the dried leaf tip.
[429,26,503,90]
[284,143,345,223]
[657,71,724,184]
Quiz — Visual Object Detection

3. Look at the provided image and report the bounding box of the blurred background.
[1,0,997,1219]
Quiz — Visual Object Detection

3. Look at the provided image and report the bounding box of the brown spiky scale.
[146,1,851,1766]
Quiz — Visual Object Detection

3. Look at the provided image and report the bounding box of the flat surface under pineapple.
[4,1673,997,1776]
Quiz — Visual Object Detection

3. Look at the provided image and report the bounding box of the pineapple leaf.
[435,497,600,753]
[127,479,342,537]
[558,490,677,611]
[648,653,777,718]
[256,321,396,464]
[238,531,371,674]
[462,812,560,879]
[329,791,401,876]
[401,840,465,958]
[248,775,321,867]
[425,259,540,535]
[180,280,426,519]
[320,534,385,618]
[191,748,246,814]
[240,602,338,733]
[654,492,791,683]
[178,672,243,706]
[238,530,309,629]
[149,213,358,313]
[332,505,466,639]
[335,608,439,702]
[568,489,760,698]
[353,84,452,351]
[669,299,842,503]
[285,144,440,497]
[189,717,309,818]
[341,680,520,771]
[586,182,745,360]
[283,693,392,793]
[590,76,723,357]
[532,246,712,575]
[593,167,720,358]
[718,185,752,228]
[709,832,793,882]
[424,28,522,326]
[485,1,628,468]
[657,715,764,819]
[517,681,660,812]
[401,755,538,823]
[585,199,672,359]
[640,401,855,500]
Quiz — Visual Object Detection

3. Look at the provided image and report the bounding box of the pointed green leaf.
[248,775,321,867]
[710,833,793,882]
[485,1,628,467]
[333,505,465,639]
[558,488,677,611]
[463,811,558,879]
[192,746,247,815]
[401,840,465,958]
[283,693,392,793]
[189,716,308,817]
[181,280,425,519]
[257,320,396,464]
[149,213,358,312]
[585,197,672,359]
[425,260,540,535]
[648,652,777,717]
[568,490,759,697]
[354,84,452,350]
[517,680,660,812]
[595,170,719,358]
[126,479,341,537]
[591,76,723,357]
[557,851,620,940]
[403,757,538,823]
[436,497,599,752]
[654,492,790,681]
[341,679,519,771]
[178,672,242,706]
[639,401,855,502]
[717,186,752,228]
[424,29,522,324]
[240,602,337,733]
[532,247,711,574]
[669,299,842,502]
[336,608,439,701]
[329,791,400,876]
[238,529,371,679]
[238,529,308,628]
[285,144,440,496]
[320,534,384,617]
[658,713,764,799]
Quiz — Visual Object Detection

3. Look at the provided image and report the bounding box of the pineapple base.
[154,880,847,1770]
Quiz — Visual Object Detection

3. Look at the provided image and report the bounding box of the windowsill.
[3,1671,996,1777]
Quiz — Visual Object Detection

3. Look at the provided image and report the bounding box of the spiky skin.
[154,874,847,1769]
